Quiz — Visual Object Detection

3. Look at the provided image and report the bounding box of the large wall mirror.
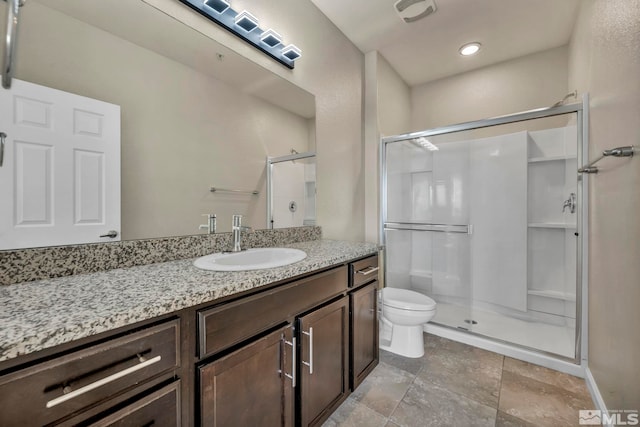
[0,0,316,249]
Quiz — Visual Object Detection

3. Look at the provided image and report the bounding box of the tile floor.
[323,334,594,427]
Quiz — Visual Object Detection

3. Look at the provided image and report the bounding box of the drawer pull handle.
[45,355,162,409]
[283,336,296,388]
[357,266,379,276]
[302,327,313,374]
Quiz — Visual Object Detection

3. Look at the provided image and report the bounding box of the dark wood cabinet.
[0,320,180,427]
[298,297,350,427]
[350,281,379,389]
[87,381,181,427]
[0,253,379,427]
[199,325,294,427]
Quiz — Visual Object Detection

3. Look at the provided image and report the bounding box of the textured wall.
[364,52,412,243]
[4,0,366,243]
[411,46,569,130]
[194,0,366,242]
[7,2,311,240]
[568,0,640,409]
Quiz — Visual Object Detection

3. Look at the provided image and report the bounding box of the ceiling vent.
[394,0,437,23]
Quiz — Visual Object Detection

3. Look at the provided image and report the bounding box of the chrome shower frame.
[266,151,316,229]
[379,96,589,374]
[2,0,25,89]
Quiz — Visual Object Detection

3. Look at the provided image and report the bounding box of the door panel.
[199,326,293,427]
[299,297,349,427]
[0,77,120,249]
[351,282,378,389]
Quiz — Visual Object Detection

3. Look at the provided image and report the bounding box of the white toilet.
[380,288,437,358]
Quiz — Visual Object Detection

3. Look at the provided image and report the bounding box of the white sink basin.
[193,248,307,271]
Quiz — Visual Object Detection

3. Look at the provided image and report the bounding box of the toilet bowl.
[380,288,436,358]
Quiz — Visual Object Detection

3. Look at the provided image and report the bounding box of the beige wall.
[7,0,366,242]
[377,54,412,137]
[410,46,569,130]
[9,2,312,240]
[568,0,640,409]
[364,52,412,243]
[194,0,366,241]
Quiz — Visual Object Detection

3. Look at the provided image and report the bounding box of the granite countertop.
[0,239,379,363]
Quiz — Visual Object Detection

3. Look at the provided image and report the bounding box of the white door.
[0,78,120,249]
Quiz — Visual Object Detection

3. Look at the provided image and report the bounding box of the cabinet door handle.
[45,355,162,409]
[302,327,313,374]
[356,266,379,276]
[283,336,296,388]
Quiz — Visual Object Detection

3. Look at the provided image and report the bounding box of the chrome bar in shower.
[2,0,25,89]
[209,187,259,195]
[384,222,471,234]
[577,146,635,174]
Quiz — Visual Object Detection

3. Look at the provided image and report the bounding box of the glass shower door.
[383,138,473,331]
[382,111,583,360]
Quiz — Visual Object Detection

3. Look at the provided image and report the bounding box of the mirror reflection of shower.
[267,151,316,229]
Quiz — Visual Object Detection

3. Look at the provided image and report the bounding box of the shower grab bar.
[2,0,25,89]
[384,222,471,234]
[578,146,635,174]
[210,187,259,195]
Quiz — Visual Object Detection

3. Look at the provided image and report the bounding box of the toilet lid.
[383,288,437,311]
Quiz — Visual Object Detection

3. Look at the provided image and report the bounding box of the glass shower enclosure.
[381,102,587,362]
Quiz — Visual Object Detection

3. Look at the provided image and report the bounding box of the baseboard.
[584,367,611,426]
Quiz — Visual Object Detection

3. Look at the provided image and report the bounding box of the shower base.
[432,301,575,358]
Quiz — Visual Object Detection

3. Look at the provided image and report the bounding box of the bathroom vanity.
[0,240,379,426]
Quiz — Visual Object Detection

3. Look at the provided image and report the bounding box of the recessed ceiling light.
[459,42,481,56]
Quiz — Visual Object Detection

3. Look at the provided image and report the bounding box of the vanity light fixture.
[203,0,230,14]
[178,0,302,69]
[234,10,259,32]
[282,44,302,61]
[260,29,282,48]
[459,42,481,56]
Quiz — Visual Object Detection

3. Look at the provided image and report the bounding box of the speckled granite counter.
[0,239,379,362]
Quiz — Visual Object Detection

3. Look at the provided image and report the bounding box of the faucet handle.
[199,213,217,234]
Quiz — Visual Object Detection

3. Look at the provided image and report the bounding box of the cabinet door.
[199,326,294,427]
[351,281,379,389]
[298,297,349,427]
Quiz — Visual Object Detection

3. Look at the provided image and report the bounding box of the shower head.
[552,90,578,107]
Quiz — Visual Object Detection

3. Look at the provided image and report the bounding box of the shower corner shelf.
[527,289,576,302]
[528,222,576,229]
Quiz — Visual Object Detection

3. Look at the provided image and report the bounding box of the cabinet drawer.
[88,381,180,427]
[199,266,347,358]
[349,255,379,288]
[0,320,180,427]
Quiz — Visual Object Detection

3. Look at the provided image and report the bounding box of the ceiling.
[310,0,580,86]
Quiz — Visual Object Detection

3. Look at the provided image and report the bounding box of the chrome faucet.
[199,213,217,234]
[562,193,576,214]
[231,214,252,252]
